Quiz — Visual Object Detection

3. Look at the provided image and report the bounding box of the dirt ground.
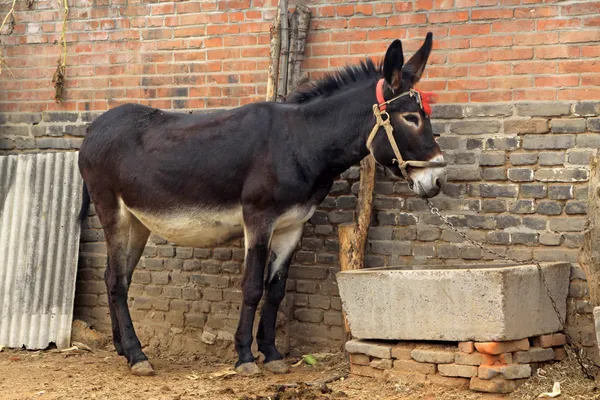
[0,347,525,400]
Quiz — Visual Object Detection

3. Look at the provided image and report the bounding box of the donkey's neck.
[297,81,378,179]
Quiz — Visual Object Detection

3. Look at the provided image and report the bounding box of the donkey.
[78,33,447,376]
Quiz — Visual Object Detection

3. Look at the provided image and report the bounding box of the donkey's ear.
[383,39,404,91]
[403,32,433,85]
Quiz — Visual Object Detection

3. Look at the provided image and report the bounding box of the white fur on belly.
[124,202,316,248]
[126,204,244,247]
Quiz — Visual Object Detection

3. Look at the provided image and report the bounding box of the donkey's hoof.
[235,362,262,376]
[264,359,289,374]
[131,360,155,376]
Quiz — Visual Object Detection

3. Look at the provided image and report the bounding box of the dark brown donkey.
[78,34,447,376]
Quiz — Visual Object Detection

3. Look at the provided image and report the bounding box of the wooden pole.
[578,156,600,307]
[276,0,289,100]
[338,155,377,336]
[285,8,298,95]
[265,6,281,102]
[290,4,311,92]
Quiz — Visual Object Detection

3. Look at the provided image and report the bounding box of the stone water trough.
[337,262,570,342]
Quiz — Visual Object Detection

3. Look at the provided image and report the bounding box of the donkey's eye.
[401,113,420,127]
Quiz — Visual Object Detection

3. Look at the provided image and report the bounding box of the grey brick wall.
[1,101,598,358]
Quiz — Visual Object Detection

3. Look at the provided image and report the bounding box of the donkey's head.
[368,33,446,198]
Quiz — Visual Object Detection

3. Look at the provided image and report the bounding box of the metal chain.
[426,199,600,379]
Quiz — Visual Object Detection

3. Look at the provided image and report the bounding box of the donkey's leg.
[257,225,303,374]
[234,221,273,375]
[98,203,153,376]
[105,214,150,357]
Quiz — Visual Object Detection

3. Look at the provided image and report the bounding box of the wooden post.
[276,0,289,100]
[338,155,377,337]
[265,6,281,102]
[285,8,298,95]
[579,156,600,307]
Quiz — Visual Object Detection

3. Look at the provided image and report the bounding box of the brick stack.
[346,334,567,394]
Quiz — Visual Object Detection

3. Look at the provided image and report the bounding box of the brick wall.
[1,0,599,358]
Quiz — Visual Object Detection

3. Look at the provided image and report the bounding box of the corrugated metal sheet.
[0,152,82,350]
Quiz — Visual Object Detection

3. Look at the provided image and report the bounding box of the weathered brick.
[431,104,464,119]
[470,376,522,394]
[371,241,411,256]
[427,375,470,389]
[450,120,501,134]
[588,118,600,132]
[551,118,586,133]
[567,151,593,168]
[465,104,513,117]
[203,288,223,301]
[532,334,566,348]
[478,364,531,380]
[392,359,436,374]
[294,308,322,323]
[439,364,478,378]
[475,339,529,355]
[535,168,589,182]
[522,135,574,150]
[323,311,342,326]
[521,184,547,198]
[576,134,600,148]
[383,368,426,383]
[504,119,549,134]
[42,112,79,122]
[479,152,505,166]
[482,199,506,213]
[487,231,510,245]
[507,168,533,182]
[554,347,567,361]
[482,167,507,181]
[511,232,538,245]
[437,136,459,150]
[513,347,555,363]
[458,342,474,354]
[411,347,455,364]
[480,184,518,198]
[349,353,370,366]
[496,215,521,229]
[447,166,482,181]
[345,340,393,359]
[533,249,579,262]
[549,217,586,232]
[566,201,586,214]
[391,343,416,360]
[540,233,562,246]
[574,101,600,116]
[370,358,393,369]
[536,201,563,215]
[548,185,574,199]
[350,364,384,378]
[516,102,570,117]
[509,153,537,166]
[485,137,520,150]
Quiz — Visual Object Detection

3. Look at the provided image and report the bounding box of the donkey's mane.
[286,58,382,103]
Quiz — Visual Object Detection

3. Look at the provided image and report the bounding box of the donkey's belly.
[126,205,245,248]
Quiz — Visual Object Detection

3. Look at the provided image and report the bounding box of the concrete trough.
[337,262,570,342]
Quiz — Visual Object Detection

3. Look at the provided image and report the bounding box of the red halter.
[375,78,436,116]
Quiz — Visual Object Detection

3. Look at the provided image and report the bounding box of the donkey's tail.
[78,182,91,223]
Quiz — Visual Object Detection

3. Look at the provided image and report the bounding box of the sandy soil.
[0,347,515,400]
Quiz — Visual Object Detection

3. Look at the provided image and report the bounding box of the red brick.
[559,60,599,73]
[471,91,512,102]
[375,3,394,14]
[316,6,335,17]
[535,75,579,87]
[582,75,600,86]
[348,17,386,28]
[472,8,513,19]
[355,4,373,15]
[395,2,414,12]
[439,92,470,102]
[583,16,600,27]
[448,79,489,90]
[537,18,582,31]
[490,48,533,61]
[492,20,535,32]
[471,35,513,48]
[514,89,557,101]
[331,30,367,42]
[562,2,600,15]
[387,14,427,25]
[470,63,512,77]
[427,65,469,78]
[429,11,469,23]
[448,50,489,64]
[532,333,567,348]
[489,77,533,89]
[450,24,491,36]
[415,0,433,11]
[513,61,557,75]
[536,45,580,59]
[560,30,600,43]
[367,28,406,41]
[335,5,354,16]
[514,6,558,18]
